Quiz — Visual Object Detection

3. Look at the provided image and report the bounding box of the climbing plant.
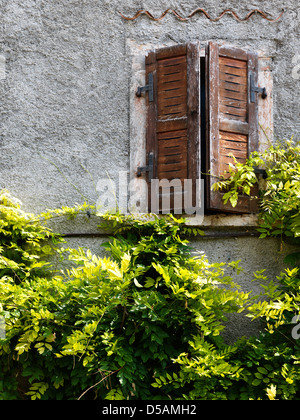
[0,191,299,400]
[212,139,300,241]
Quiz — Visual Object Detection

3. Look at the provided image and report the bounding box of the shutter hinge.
[136,73,154,102]
[250,74,267,103]
[137,152,154,180]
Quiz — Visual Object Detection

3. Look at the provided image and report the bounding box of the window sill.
[186,213,259,228]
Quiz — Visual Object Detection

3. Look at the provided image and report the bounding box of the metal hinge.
[250,73,267,103]
[136,73,154,102]
[137,152,154,180]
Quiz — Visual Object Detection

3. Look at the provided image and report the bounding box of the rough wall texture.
[0,0,299,337]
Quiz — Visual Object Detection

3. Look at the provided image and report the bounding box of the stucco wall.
[1,1,299,337]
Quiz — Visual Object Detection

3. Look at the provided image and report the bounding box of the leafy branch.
[213,139,300,240]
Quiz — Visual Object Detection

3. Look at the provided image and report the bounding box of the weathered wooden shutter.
[206,42,259,214]
[143,43,201,214]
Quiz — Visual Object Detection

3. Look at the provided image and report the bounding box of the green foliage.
[40,201,94,222]
[0,210,252,400]
[0,194,299,400]
[153,267,300,400]
[212,139,300,241]
[213,154,258,209]
[0,190,62,283]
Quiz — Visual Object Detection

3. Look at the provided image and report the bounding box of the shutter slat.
[157,129,187,141]
[220,80,247,93]
[220,104,248,119]
[156,118,187,133]
[220,132,248,143]
[160,96,187,107]
[220,64,247,77]
[220,98,248,109]
[219,56,247,68]
[206,42,259,214]
[220,149,247,161]
[219,119,249,135]
[219,88,248,102]
[158,103,187,119]
[220,140,247,152]
[158,169,188,181]
[220,73,247,85]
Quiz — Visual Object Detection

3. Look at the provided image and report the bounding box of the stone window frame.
[128,39,273,228]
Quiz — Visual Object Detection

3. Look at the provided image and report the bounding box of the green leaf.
[144,278,155,288]
[252,379,262,387]
[257,367,268,375]
[229,195,238,208]
[134,279,143,288]
[121,253,131,273]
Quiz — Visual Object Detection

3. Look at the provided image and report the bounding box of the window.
[135,41,268,215]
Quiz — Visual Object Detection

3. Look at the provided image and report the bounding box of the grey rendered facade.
[1,1,299,338]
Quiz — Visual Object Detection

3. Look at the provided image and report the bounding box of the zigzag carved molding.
[119,8,284,23]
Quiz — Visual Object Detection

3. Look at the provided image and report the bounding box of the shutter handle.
[250,74,267,103]
[137,152,154,180]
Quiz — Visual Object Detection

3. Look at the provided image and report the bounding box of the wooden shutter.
[206,42,259,214]
[144,43,201,214]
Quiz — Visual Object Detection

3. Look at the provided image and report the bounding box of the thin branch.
[77,368,122,400]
